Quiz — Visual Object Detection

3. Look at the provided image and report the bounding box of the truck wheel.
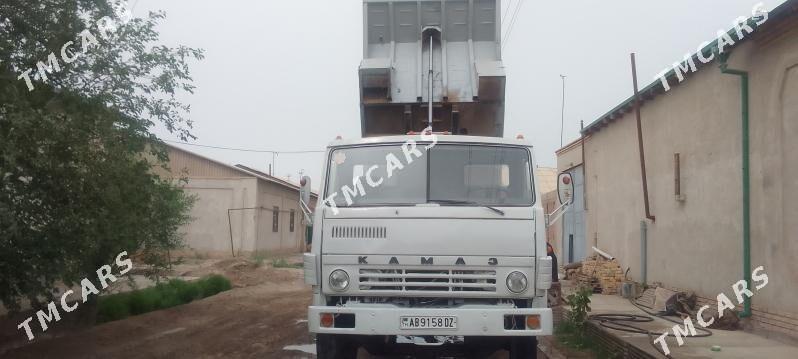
[508,336,538,359]
[316,334,358,359]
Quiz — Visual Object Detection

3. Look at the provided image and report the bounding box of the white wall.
[583,27,798,333]
[180,177,258,257]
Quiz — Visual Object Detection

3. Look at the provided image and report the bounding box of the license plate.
[400,316,457,329]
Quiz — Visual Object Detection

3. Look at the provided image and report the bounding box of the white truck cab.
[299,2,574,356]
[300,134,570,358]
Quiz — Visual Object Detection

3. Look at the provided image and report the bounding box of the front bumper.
[308,304,552,336]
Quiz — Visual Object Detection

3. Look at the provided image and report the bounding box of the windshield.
[325,144,534,207]
[326,145,427,206]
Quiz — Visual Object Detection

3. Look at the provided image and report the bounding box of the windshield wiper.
[427,199,505,216]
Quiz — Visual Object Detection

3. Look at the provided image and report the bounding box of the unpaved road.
[1,258,535,359]
[3,260,315,359]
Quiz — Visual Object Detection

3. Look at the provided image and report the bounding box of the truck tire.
[316,334,358,359]
[508,336,538,359]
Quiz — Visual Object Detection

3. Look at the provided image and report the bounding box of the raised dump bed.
[359,0,506,137]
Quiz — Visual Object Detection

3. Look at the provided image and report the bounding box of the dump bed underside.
[360,0,506,137]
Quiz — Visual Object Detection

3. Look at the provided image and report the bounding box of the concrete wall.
[180,177,258,257]
[162,145,311,257]
[256,178,306,254]
[556,141,584,262]
[583,25,798,332]
[541,189,561,258]
[557,139,583,172]
[537,167,560,258]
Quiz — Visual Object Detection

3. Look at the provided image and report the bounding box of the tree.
[0,0,202,312]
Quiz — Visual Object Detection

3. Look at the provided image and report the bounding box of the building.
[536,167,560,253]
[555,138,586,265]
[577,0,798,336]
[158,144,317,257]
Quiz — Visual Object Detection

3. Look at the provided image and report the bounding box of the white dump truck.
[299,1,572,357]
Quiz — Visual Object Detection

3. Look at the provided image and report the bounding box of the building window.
[290,210,295,232]
[272,206,279,232]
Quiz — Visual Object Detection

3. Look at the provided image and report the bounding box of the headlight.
[506,271,528,293]
[328,269,350,291]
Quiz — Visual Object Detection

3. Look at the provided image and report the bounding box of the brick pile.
[577,255,625,295]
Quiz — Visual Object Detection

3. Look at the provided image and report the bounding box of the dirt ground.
[1,257,316,359]
[1,257,539,359]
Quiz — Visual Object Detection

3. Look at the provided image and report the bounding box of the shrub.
[128,289,157,315]
[97,275,232,323]
[197,275,232,297]
[556,286,593,350]
[172,279,200,303]
[273,258,302,268]
[272,258,289,268]
[251,252,268,267]
[565,286,592,332]
[97,294,130,322]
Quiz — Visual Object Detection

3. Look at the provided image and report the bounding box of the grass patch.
[97,275,231,323]
[272,257,303,269]
[251,252,268,267]
[555,320,620,358]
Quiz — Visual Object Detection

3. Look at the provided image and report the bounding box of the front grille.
[358,268,497,292]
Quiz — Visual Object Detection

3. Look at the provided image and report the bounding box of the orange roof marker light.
[516,134,525,140]
[335,135,343,140]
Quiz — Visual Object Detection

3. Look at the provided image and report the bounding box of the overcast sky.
[137,0,784,186]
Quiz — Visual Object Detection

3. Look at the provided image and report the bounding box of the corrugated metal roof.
[581,0,798,136]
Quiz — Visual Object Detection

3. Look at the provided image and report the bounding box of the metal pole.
[580,119,587,210]
[428,34,434,129]
[740,72,752,318]
[720,57,752,317]
[640,220,647,284]
[560,74,566,147]
[227,209,235,256]
[631,53,655,221]
[674,153,681,197]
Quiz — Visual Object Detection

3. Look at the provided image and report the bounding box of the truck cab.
[299,2,569,356]
[302,133,555,358]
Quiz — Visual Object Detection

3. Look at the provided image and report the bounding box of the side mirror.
[557,172,574,205]
[299,176,313,226]
[299,176,311,207]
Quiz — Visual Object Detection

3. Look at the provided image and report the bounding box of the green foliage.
[555,286,621,358]
[0,0,202,311]
[558,286,593,349]
[565,286,593,331]
[127,289,156,315]
[172,279,200,303]
[555,320,620,358]
[272,258,290,268]
[95,293,130,322]
[272,258,303,269]
[97,275,231,323]
[196,275,232,297]
[251,252,268,267]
